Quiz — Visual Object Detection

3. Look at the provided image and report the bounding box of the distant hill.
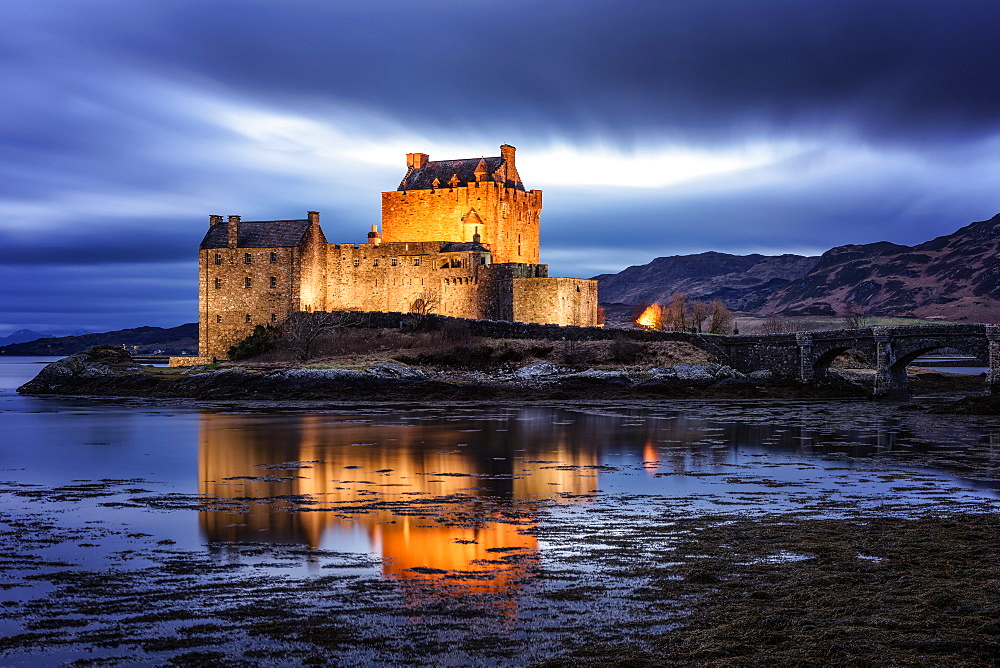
[595,213,1000,322]
[594,252,819,310]
[763,213,1000,320]
[0,329,55,345]
[0,324,198,356]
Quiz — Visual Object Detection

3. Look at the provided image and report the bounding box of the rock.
[515,362,560,379]
[673,364,716,381]
[366,362,427,380]
[748,370,773,380]
[647,366,677,376]
[268,368,364,383]
[713,365,746,380]
[571,369,628,379]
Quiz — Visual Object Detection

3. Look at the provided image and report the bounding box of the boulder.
[514,362,560,379]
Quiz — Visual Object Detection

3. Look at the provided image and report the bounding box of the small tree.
[228,325,279,361]
[689,300,711,333]
[707,299,733,334]
[634,302,663,330]
[281,311,360,361]
[409,289,441,315]
[842,301,870,329]
[665,292,688,331]
[762,313,789,334]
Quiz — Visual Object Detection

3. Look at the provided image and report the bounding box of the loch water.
[2,356,1000,665]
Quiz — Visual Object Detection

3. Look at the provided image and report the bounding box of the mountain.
[0,329,54,345]
[594,213,1000,322]
[0,323,199,356]
[594,251,819,310]
[762,214,1000,320]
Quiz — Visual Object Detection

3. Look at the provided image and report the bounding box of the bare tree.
[666,292,688,331]
[707,299,734,334]
[841,301,870,329]
[409,289,441,315]
[762,313,789,334]
[281,310,360,361]
[689,300,711,333]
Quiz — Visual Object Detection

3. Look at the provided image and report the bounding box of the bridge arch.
[812,343,876,380]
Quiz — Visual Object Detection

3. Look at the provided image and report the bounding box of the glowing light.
[635,303,662,329]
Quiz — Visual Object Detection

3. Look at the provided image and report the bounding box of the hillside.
[763,214,1000,320]
[0,323,198,356]
[594,252,819,309]
[595,213,1000,322]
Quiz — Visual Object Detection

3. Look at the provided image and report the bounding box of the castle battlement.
[195,145,597,360]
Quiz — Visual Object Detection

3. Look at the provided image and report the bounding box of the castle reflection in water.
[195,406,931,597]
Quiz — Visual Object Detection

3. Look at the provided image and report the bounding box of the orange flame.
[635,303,662,329]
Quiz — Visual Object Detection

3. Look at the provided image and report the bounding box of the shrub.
[228,325,279,361]
[608,336,643,364]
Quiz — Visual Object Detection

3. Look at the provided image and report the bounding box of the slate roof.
[200,220,311,249]
[440,241,490,253]
[399,156,524,191]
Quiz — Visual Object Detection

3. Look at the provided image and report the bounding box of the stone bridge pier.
[720,324,1000,400]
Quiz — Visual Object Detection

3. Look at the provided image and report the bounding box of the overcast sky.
[4,0,1000,334]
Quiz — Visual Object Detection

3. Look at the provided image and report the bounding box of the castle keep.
[196,145,598,360]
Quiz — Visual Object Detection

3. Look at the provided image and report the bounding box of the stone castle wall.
[512,277,600,327]
[198,245,301,358]
[381,183,541,264]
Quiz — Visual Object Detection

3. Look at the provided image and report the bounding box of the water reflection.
[198,411,601,596]
[196,405,984,595]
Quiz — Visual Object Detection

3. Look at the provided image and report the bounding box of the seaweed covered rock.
[17,345,142,393]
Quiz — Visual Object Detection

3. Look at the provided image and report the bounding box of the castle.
[193,144,598,360]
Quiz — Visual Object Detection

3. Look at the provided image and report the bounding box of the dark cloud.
[38,0,1000,145]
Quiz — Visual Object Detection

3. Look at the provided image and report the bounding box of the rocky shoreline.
[17,346,872,402]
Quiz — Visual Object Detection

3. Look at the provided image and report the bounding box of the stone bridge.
[717,324,1000,399]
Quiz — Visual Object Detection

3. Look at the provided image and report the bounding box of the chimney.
[367,224,381,244]
[209,214,223,226]
[307,210,320,225]
[500,144,516,167]
[227,215,240,248]
[406,153,429,170]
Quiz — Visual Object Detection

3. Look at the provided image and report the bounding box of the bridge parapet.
[715,323,998,399]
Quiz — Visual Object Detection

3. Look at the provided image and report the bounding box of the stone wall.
[199,245,302,358]
[381,182,541,264]
[512,277,600,327]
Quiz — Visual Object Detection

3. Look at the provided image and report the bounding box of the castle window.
[576,285,581,292]
[373,258,380,266]
[214,278,222,289]
[413,257,420,266]
[271,313,277,322]
[353,259,360,267]
[244,253,252,264]
[216,314,222,323]
[214,253,222,265]
[391,258,398,266]
[269,276,277,289]
[270,252,277,264]
[245,277,252,289]
[246,314,252,323]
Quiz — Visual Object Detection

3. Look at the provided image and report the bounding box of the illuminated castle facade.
[196,145,598,360]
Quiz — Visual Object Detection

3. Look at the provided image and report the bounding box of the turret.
[367,224,381,244]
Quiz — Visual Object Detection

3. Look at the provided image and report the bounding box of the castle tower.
[380,144,542,264]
